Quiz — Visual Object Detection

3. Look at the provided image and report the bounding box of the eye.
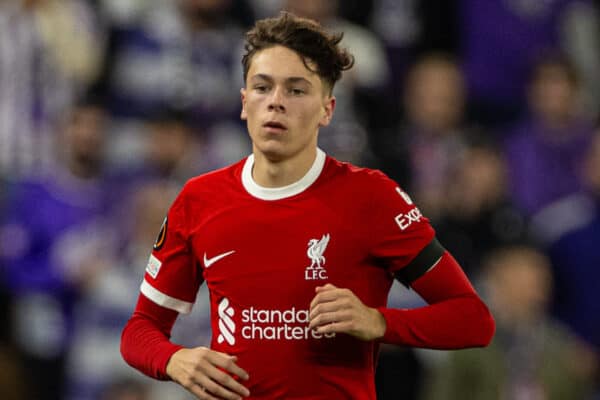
[290,88,305,96]
[253,85,269,93]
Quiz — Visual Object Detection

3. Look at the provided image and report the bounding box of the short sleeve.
[368,171,437,274]
[140,185,203,314]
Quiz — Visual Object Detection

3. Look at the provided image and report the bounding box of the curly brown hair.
[242,12,354,94]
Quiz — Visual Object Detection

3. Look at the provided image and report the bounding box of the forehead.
[247,45,322,84]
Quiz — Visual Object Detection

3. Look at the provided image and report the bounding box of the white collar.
[241,148,326,200]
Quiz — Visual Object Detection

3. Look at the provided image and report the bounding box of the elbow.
[120,318,139,368]
[472,298,496,347]
[120,320,131,365]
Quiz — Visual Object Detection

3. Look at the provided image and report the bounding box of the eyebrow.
[251,74,313,86]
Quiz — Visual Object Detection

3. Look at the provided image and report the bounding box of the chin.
[253,140,287,159]
[259,148,289,162]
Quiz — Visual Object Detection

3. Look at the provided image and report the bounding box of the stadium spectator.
[373,53,474,219]
[64,180,180,400]
[435,142,527,277]
[373,53,484,400]
[0,98,112,400]
[120,12,494,399]
[97,0,246,127]
[457,0,600,130]
[547,129,600,365]
[423,246,597,400]
[503,53,596,222]
[369,0,460,116]
[0,0,103,180]
[95,0,254,181]
[108,108,205,186]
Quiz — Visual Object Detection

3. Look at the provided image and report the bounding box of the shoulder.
[324,157,407,205]
[328,157,399,189]
[327,156,383,178]
[181,158,246,196]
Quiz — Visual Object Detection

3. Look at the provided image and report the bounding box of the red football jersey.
[141,149,435,399]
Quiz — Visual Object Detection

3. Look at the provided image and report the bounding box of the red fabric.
[121,154,491,398]
[131,156,436,399]
[120,294,183,380]
[378,251,495,349]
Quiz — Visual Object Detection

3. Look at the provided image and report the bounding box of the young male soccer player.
[121,12,495,400]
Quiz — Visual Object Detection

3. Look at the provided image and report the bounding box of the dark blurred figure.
[65,180,179,400]
[145,110,196,181]
[435,142,527,277]
[96,0,253,172]
[373,53,473,218]
[0,0,103,180]
[0,344,26,400]
[369,0,460,120]
[0,158,24,400]
[457,0,600,130]
[0,98,112,400]
[376,344,424,400]
[99,378,150,400]
[107,106,236,198]
[0,278,26,400]
[97,0,248,126]
[503,53,596,224]
[372,55,475,394]
[423,246,597,400]
[128,108,203,185]
[547,129,600,378]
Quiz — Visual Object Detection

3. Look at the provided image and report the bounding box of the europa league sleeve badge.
[153,217,167,251]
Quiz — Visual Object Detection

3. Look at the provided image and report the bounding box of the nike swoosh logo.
[203,250,235,268]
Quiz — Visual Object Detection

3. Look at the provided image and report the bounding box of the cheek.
[243,98,261,120]
[298,104,324,126]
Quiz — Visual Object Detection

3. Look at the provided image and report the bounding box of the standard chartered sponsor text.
[241,306,335,340]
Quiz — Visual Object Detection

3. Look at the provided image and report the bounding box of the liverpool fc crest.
[305,234,330,280]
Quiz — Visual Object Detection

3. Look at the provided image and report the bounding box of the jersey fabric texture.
[141,149,436,399]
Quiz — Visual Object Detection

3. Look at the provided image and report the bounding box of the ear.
[319,96,336,127]
[240,87,247,120]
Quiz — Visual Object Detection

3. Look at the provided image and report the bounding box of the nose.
[268,87,285,112]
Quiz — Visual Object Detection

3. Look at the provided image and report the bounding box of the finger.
[315,319,353,335]
[309,289,345,310]
[207,354,249,381]
[309,298,345,320]
[315,283,337,293]
[200,374,248,400]
[189,383,221,400]
[202,364,251,398]
[309,309,352,329]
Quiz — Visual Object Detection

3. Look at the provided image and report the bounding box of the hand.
[309,283,386,341]
[166,347,250,400]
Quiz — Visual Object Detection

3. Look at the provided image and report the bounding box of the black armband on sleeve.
[394,238,445,287]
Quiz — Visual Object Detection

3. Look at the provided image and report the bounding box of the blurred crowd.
[1,0,600,399]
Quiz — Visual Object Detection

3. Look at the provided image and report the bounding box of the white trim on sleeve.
[140,279,193,314]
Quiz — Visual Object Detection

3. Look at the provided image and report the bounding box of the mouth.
[263,121,287,132]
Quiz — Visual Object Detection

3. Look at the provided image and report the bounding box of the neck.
[251,147,317,188]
